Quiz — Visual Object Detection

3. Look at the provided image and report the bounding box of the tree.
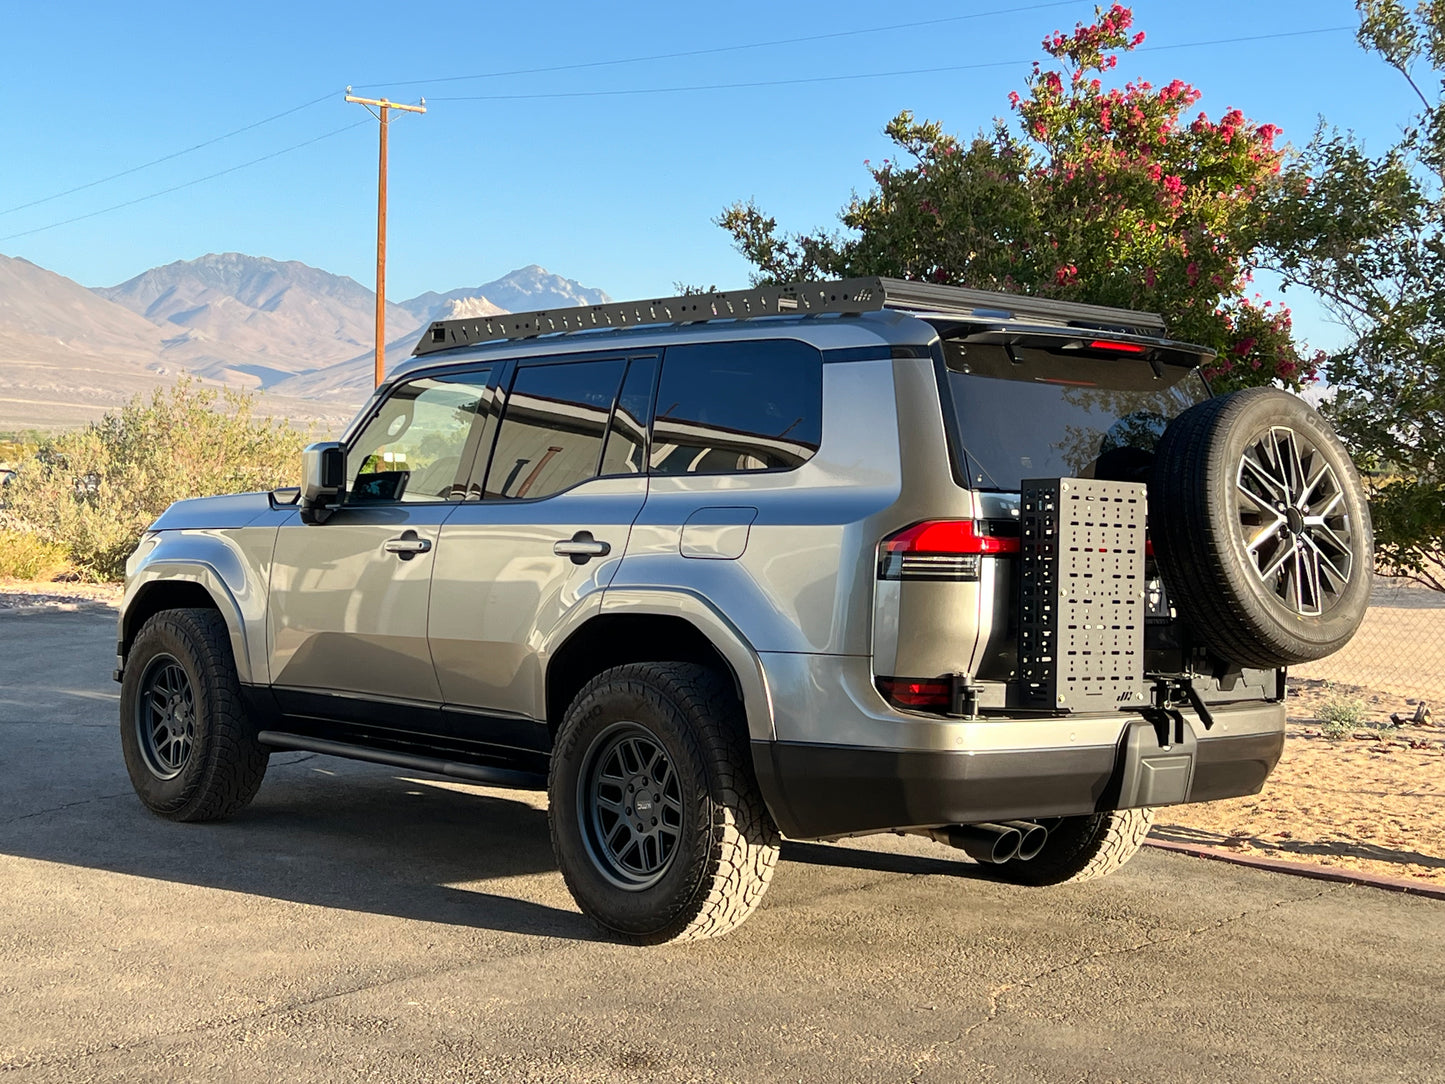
[1261,0,1445,590]
[720,4,1317,392]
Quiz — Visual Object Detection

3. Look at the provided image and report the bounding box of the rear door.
[428,353,656,744]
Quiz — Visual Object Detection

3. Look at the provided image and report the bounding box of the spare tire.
[1148,387,1372,669]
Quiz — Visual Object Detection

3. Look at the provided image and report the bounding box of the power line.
[0,121,370,243]
[0,91,339,220]
[430,26,1356,102]
[350,1,1084,91]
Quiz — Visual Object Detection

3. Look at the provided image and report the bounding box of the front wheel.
[119,607,269,821]
[548,662,780,944]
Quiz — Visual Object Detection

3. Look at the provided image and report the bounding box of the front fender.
[600,586,776,741]
[121,531,267,685]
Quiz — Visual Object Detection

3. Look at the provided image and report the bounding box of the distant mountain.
[399,265,611,325]
[95,253,423,387]
[0,251,612,431]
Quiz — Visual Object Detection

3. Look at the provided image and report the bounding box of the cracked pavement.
[2,609,1442,1083]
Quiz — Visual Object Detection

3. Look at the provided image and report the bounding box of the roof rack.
[412,276,1167,356]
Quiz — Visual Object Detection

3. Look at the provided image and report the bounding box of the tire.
[119,607,269,822]
[548,662,781,944]
[989,809,1154,886]
[1149,387,1373,669]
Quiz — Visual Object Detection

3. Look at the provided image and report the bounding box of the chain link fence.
[1289,572,1445,722]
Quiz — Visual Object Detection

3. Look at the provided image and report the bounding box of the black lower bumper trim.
[753,727,1284,840]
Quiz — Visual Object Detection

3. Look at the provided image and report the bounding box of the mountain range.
[0,252,610,432]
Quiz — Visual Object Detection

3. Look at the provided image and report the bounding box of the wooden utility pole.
[345,88,426,386]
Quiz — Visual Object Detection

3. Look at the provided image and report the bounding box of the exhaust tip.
[1005,820,1049,862]
[943,822,1023,864]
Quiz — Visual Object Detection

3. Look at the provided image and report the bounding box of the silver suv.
[115,278,1372,943]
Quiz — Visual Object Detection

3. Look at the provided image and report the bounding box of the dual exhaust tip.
[932,820,1048,864]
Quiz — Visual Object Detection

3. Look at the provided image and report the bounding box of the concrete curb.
[1145,837,1445,901]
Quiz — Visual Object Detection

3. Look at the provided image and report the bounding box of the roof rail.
[412,276,1167,356]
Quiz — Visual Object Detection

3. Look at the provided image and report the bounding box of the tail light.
[878,520,1019,581]
[876,677,953,710]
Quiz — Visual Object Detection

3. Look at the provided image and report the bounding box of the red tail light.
[878,520,1019,581]
[1088,339,1148,353]
[876,677,952,709]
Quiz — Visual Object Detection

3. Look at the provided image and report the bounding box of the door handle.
[553,531,611,564]
[384,531,433,560]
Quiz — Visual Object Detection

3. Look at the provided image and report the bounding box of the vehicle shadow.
[0,755,601,943]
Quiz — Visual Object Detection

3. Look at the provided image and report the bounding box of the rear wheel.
[988,809,1154,886]
[548,662,780,944]
[119,607,269,821]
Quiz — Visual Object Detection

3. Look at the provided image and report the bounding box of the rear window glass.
[651,340,822,475]
[940,342,1209,490]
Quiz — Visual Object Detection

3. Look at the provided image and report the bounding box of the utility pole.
[345,88,426,387]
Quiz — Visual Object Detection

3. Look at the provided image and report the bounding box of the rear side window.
[484,359,626,499]
[650,340,822,475]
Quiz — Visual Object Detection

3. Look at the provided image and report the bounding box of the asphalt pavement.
[1,607,1441,1083]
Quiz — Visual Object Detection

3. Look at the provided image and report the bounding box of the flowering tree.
[721,4,1316,391]
[1262,0,1445,589]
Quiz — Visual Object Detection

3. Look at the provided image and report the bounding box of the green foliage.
[1261,0,1445,589]
[719,4,1316,392]
[1318,690,1368,739]
[0,529,70,581]
[1,378,305,582]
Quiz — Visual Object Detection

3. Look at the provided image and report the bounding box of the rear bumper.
[752,701,1284,840]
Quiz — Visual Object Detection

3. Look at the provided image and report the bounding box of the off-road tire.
[1149,387,1372,669]
[548,662,780,944]
[990,808,1154,886]
[119,607,269,821]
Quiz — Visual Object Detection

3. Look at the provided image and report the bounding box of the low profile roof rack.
[413,276,1167,357]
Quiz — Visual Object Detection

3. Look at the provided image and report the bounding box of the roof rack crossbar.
[413,276,1166,356]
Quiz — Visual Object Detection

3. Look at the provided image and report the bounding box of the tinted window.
[347,369,493,503]
[599,356,657,477]
[484,359,627,499]
[650,341,822,475]
[940,343,1209,490]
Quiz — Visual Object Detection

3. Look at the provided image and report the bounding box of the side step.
[258,731,548,791]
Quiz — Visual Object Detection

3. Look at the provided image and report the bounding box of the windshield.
[939,342,1209,490]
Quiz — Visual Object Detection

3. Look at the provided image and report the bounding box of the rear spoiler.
[937,322,1215,370]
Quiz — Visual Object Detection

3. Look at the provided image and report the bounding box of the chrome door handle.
[554,532,611,563]
[384,533,432,559]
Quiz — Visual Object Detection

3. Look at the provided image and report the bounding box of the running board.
[258,731,547,790]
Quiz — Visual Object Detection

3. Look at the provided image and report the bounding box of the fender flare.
[122,544,258,685]
[597,586,776,741]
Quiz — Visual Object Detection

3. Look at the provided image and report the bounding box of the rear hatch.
[873,325,1212,714]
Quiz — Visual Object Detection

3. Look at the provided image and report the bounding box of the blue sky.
[0,1,1421,350]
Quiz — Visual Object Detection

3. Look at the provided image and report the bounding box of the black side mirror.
[299,442,346,524]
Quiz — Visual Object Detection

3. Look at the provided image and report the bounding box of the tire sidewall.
[550,678,715,940]
[1204,391,1373,656]
[120,615,224,816]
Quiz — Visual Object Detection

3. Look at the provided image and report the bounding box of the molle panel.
[1018,478,1146,712]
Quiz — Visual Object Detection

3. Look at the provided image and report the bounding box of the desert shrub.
[0,379,304,581]
[0,529,70,581]
[1318,692,1368,739]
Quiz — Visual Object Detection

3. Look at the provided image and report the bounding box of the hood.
[149,491,277,532]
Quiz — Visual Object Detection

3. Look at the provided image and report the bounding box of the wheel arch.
[546,590,775,743]
[121,564,253,684]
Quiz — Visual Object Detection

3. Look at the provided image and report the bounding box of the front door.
[268,367,497,719]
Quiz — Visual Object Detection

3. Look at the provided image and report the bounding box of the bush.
[1318,692,1368,739]
[0,379,305,582]
[0,529,70,581]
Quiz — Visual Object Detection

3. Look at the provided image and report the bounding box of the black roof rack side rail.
[412,276,1167,356]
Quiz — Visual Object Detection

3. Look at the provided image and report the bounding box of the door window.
[599,356,657,477]
[483,359,628,500]
[650,340,823,475]
[346,369,493,503]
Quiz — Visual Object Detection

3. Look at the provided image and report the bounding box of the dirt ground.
[4,577,1442,887]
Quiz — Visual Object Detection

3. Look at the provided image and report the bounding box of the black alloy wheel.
[134,654,196,780]
[579,722,685,890]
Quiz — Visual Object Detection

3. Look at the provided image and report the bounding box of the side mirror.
[299,442,346,524]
